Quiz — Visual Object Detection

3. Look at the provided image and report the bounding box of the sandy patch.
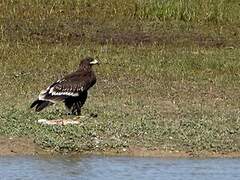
[0,137,40,156]
[1,137,240,158]
[88,147,240,158]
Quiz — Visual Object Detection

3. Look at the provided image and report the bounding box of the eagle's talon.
[66,112,72,116]
[90,113,98,118]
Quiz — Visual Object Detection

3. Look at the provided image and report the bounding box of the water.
[0,155,240,180]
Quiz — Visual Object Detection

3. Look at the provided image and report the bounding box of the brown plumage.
[31,57,99,115]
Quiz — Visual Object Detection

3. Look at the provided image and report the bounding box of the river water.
[0,155,239,180]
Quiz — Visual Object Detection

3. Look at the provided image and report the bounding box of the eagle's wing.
[39,72,95,102]
[49,79,87,96]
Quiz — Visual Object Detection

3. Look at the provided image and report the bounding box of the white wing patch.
[56,79,65,83]
[38,90,47,100]
[49,87,79,97]
[38,89,57,103]
[80,87,84,91]
[50,91,79,96]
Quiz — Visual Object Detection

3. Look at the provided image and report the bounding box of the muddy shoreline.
[1,137,240,158]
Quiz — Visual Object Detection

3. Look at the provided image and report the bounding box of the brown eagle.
[31,57,99,115]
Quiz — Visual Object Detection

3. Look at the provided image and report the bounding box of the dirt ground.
[29,28,239,48]
[1,137,240,158]
[0,137,41,156]
[94,147,240,158]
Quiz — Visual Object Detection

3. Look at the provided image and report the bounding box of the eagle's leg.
[70,100,82,115]
[72,91,88,116]
[75,101,81,115]
[64,98,75,115]
[80,91,88,107]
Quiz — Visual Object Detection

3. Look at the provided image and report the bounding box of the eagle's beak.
[90,59,99,65]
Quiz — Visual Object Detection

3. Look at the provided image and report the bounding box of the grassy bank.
[0,0,240,155]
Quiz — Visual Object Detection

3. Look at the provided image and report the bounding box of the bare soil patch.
[93,30,238,48]
[3,18,239,48]
[1,137,239,158]
[28,29,238,48]
[0,137,40,156]
[92,147,240,158]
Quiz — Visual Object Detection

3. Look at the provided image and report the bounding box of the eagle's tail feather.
[30,100,40,109]
[31,99,52,112]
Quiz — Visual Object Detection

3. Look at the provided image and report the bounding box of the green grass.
[1,43,240,154]
[0,0,239,23]
[0,0,240,155]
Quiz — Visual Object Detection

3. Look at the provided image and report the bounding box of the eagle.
[31,57,99,115]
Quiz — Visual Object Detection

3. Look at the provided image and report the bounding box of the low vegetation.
[0,0,239,155]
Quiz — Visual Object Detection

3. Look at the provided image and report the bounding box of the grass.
[0,0,239,23]
[0,0,240,155]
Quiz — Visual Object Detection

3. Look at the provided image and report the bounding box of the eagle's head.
[79,57,99,68]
